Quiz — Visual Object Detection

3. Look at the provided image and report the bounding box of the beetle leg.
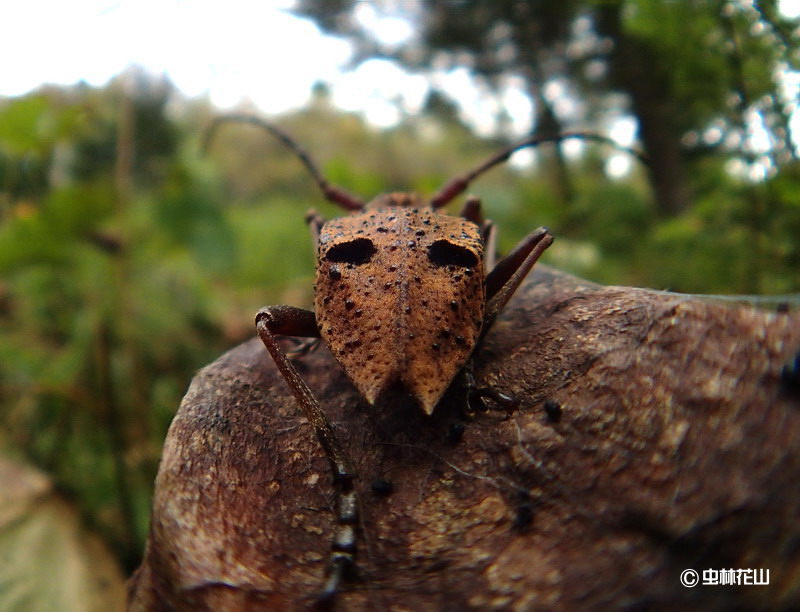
[461,358,519,417]
[255,305,358,600]
[460,227,552,417]
[484,227,553,327]
[459,195,484,225]
[482,220,498,274]
[459,196,497,270]
[305,209,326,249]
[286,337,321,360]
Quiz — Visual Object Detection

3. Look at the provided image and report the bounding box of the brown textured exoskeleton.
[205,116,639,601]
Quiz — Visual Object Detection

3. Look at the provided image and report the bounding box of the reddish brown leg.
[305,209,326,249]
[459,223,553,416]
[459,195,497,270]
[461,359,519,416]
[255,305,358,602]
[484,227,553,326]
[284,213,327,359]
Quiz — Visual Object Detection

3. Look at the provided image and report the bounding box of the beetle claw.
[468,386,519,418]
[286,337,321,360]
[315,555,357,608]
[466,387,489,415]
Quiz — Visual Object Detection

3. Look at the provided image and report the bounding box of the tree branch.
[129,266,800,610]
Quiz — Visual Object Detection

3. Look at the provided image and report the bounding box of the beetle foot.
[469,386,519,417]
[314,555,357,608]
[286,337,321,360]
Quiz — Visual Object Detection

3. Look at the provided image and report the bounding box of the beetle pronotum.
[206,116,644,600]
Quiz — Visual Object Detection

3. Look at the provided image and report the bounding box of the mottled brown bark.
[129,266,800,611]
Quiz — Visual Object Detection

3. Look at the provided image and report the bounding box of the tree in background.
[295,0,800,293]
[295,0,799,214]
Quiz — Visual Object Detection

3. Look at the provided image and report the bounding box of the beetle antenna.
[430,132,649,208]
[204,113,366,211]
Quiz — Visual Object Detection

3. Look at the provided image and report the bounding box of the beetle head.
[314,204,484,414]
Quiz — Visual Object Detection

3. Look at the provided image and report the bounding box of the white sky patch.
[0,0,518,132]
[353,3,414,46]
[784,70,800,155]
[606,117,638,178]
[430,67,514,137]
[0,0,351,113]
[331,59,428,127]
[779,0,800,18]
[499,83,533,135]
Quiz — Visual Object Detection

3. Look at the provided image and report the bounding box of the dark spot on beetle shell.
[455,335,465,345]
[355,309,363,317]
[377,227,389,233]
[326,238,376,265]
[431,343,440,351]
[450,301,459,311]
[404,306,411,314]
[415,229,426,236]
[344,299,355,310]
[329,266,342,280]
[388,264,398,272]
[344,338,362,349]
[428,239,479,268]
[439,328,451,339]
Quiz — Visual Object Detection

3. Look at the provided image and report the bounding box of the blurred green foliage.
[0,72,797,574]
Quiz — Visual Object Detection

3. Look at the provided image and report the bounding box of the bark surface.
[129,266,800,611]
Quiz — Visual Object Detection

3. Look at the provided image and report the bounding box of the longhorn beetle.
[206,115,645,601]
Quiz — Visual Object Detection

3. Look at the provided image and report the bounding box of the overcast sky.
[0,0,542,135]
[1,0,798,174]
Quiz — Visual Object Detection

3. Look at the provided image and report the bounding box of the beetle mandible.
[206,115,637,600]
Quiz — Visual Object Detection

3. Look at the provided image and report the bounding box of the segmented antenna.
[430,132,649,209]
[203,113,366,211]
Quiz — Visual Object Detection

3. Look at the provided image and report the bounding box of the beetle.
[205,115,641,600]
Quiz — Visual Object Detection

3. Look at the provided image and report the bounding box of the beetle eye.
[428,239,479,268]
[326,238,376,265]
